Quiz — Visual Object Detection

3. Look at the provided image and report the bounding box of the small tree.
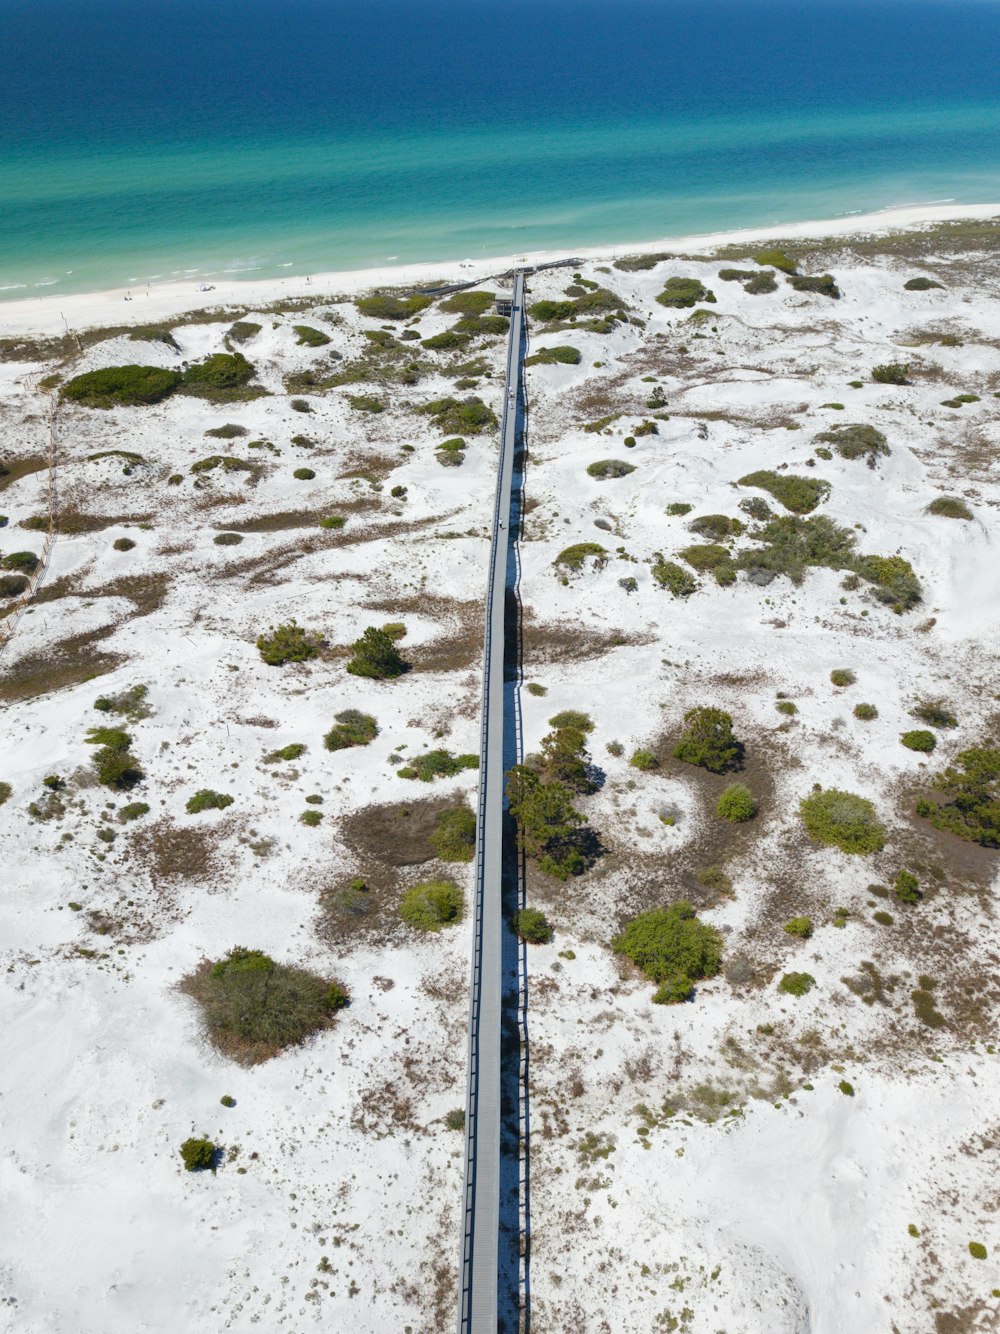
[256,620,324,666]
[511,907,552,944]
[179,1137,217,1171]
[716,783,756,822]
[893,869,920,903]
[539,725,594,793]
[506,765,587,879]
[346,626,407,679]
[673,707,740,773]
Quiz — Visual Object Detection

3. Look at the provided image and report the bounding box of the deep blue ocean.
[1,0,1000,298]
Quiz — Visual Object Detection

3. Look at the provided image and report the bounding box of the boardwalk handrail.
[457,270,525,1334]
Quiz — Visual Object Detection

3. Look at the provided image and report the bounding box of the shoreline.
[1,199,997,340]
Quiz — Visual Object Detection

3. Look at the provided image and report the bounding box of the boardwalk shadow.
[498,334,530,1334]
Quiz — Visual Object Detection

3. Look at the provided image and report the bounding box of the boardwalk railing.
[457,270,525,1334]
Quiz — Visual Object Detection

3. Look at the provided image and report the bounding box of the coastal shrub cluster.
[62,365,183,407]
[324,709,378,751]
[554,542,606,575]
[293,324,331,347]
[673,706,741,773]
[587,459,635,480]
[612,902,722,1004]
[754,249,797,274]
[689,514,744,541]
[506,758,595,881]
[400,879,464,932]
[912,699,957,729]
[651,555,696,597]
[355,293,432,320]
[181,946,349,1064]
[787,273,840,298]
[926,496,973,520]
[530,286,627,330]
[901,729,936,753]
[656,277,716,308]
[346,626,409,679]
[397,750,479,782]
[179,1137,217,1172]
[512,907,553,944]
[916,743,1000,846]
[431,805,477,861]
[679,542,736,585]
[257,620,325,666]
[813,423,889,466]
[904,276,944,291]
[799,787,885,854]
[93,683,151,722]
[417,395,497,435]
[85,725,142,790]
[228,320,262,343]
[716,783,756,822]
[737,470,830,514]
[872,362,910,385]
[525,345,581,366]
[186,789,234,814]
[538,713,597,794]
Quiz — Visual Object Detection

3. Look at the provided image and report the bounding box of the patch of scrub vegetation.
[179,1137,217,1171]
[227,320,262,343]
[872,362,909,385]
[612,902,722,1004]
[656,277,716,308]
[586,459,636,480]
[204,422,248,439]
[85,725,143,789]
[62,365,183,407]
[506,762,597,880]
[787,273,840,298]
[717,783,756,822]
[2,551,39,574]
[554,542,606,574]
[678,543,736,585]
[93,682,151,722]
[324,709,378,751]
[783,916,813,938]
[319,514,346,530]
[754,248,798,274]
[264,743,306,763]
[916,743,1000,846]
[185,789,234,814]
[651,555,697,596]
[536,718,598,794]
[830,668,856,687]
[926,496,973,519]
[346,393,384,413]
[180,352,259,401]
[430,805,477,861]
[737,470,830,514]
[400,880,464,932]
[256,620,325,666]
[778,971,816,996]
[512,907,553,943]
[416,395,497,435]
[525,345,581,366]
[852,554,921,611]
[904,276,944,291]
[673,706,742,773]
[530,286,627,329]
[190,454,262,480]
[180,946,348,1065]
[689,513,744,540]
[901,729,936,753]
[293,324,331,347]
[799,787,885,854]
[346,626,409,679]
[397,750,479,782]
[912,700,957,729]
[854,703,878,720]
[439,290,496,315]
[355,293,432,320]
[213,531,243,546]
[813,423,889,465]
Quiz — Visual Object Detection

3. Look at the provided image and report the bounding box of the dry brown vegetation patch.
[130,818,220,885]
[0,628,124,703]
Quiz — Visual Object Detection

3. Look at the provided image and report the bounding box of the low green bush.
[830,668,856,687]
[186,789,234,814]
[903,276,944,291]
[118,801,150,822]
[204,423,248,439]
[62,365,183,407]
[346,626,408,679]
[917,744,1000,846]
[716,783,756,822]
[673,706,741,773]
[228,320,262,343]
[512,907,552,944]
[873,909,894,925]
[356,293,432,320]
[300,809,322,826]
[398,750,478,782]
[656,277,716,308]
[347,393,384,413]
[754,249,797,274]
[787,273,840,298]
[85,725,142,790]
[651,557,696,596]
[289,397,312,412]
[293,324,331,347]
[93,683,151,721]
[853,553,922,611]
[439,290,495,315]
[718,268,755,282]
[854,703,878,720]
[968,1242,987,1260]
[587,459,636,480]
[745,270,778,294]
[111,537,135,552]
[263,743,306,763]
[737,470,830,514]
[688,514,744,540]
[0,573,30,597]
[799,788,885,854]
[901,729,936,753]
[213,531,243,545]
[630,749,658,772]
[525,344,581,366]
[554,542,606,574]
[421,330,470,351]
[319,515,346,529]
[612,901,722,1001]
[893,869,920,903]
[416,395,497,435]
[778,971,815,996]
[926,496,972,519]
[679,544,735,583]
[814,423,889,465]
[257,620,324,665]
[776,700,798,716]
[666,502,693,516]
[1,551,39,573]
[838,1080,855,1096]
[292,466,315,480]
[871,362,909,385]
[190,453,260,477]
[179,1137,217,1171]
[549,710,594,733]
[400,879,464,932]
[324,709,378,751]
[431,806,477,861]
[783,916,813,938]
[182,352,256,395]
[912,699,957,729]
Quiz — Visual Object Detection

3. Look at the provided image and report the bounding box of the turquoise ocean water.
[1,0,1000,299]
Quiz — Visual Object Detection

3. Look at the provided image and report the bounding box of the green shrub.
[324,710,378,752]
[346,626,408,679]
[319,515,346,529]
[901,729,936,753]
[689,514,744,541]
[783,916,813,938]
[629,749,657,772]
[421,330,470,351]
[220,1095,236,1108]
[190,453,260,478]
[799,788,885,854]
[182,352,256,394]
[85,725,142,790]
[204,422,248,439]
[554,542,606,573]
[228,321,262,343]
[293,324,331,347]
[292,466,315,480]
[656,278,716,308]
[918,744,1000,846]
[787,273,840,298]
[0,574,29,597]
[754,249,797,274]
[830,668,856,687]
[300,809,322,826]
[838,1080,855,1096]
[778,971,815,996]
[854,553,922,610]
[814,423,889,465]
[854,703,878,720]
[0,781,13,805]
[431,806,477,861]
[549,710,594,733]
[968,1242,987,1260]
[776,700,798,716]
[110,537,137,554]
[587,459,636,480]
[873,909,894,925]
[512,907,553,944]
[264,743,306,763]
[347,393,383,413]
[416,395,497,435]
[186,789,234,814]
[673,706,740,773]
[289,397,312,412]
[893,869,920,903]
[745,270,778,294]
[652,556,697,596]
[355,293,431,320]
[871,363,909,385]
[179,1137,217,1171]
[440,290,495,315]
[398,750,478,782]
[182,946,349,1063]
[505,765,590,880]
[737,470,830,514]
[526,683,547,697]
[904,276,944,291]
[400,880,464,932]
[119,801,150,822]
[927,496,972,520]
[525,345,581,366]
[666,502,693,516]
[612,902,722,1001]
[913,700,957,729]
[718,268,756,282]
[257,620,324,666]
[62,365,182,407]
[716,783,756,822]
